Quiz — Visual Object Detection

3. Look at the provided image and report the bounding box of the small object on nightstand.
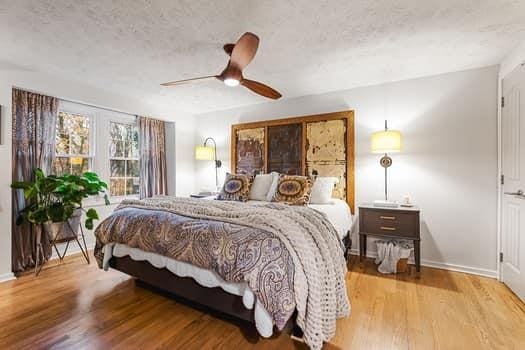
[358,203,421,275]
[373,199,399,208]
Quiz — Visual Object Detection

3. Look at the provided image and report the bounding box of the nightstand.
[358,204,421,273]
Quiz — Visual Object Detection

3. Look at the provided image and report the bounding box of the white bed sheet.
[246,198,353,240]
[103,199,353,338]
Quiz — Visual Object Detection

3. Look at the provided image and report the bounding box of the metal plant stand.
[34,221,90,276]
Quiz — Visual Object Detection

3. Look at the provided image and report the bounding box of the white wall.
[0,70,195,280]
[195,65,499,277]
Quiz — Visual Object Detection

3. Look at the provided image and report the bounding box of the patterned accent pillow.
[272,174,313,205]
[217,173,251,202]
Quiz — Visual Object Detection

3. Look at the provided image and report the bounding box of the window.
[109,122,140,196]
[53,111,92,175]
[51,101,141,202]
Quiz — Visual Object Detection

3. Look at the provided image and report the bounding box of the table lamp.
[371,120,402,207]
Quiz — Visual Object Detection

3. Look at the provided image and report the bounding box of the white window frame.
[107,120,140,199]
[54,109,96,175]
[56,101,139,206]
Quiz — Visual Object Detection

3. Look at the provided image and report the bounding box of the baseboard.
[349,248,498,279]
[0,272,16,283]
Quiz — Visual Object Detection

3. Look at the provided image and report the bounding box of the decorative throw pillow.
[272,174,313,205]
[217,173,251,202]
[309,177,339,204]
[249,172,279,201]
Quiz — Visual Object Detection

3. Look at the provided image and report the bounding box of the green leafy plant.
[12,169,110,230]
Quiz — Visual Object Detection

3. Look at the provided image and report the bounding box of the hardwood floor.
[0,253,523,350]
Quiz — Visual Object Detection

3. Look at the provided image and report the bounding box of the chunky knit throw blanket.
[95,197,350,350]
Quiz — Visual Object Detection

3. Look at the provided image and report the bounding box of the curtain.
[11,88,58,273]
[138,116,168,199]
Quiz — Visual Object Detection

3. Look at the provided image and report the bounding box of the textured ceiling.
[1,0,525,114]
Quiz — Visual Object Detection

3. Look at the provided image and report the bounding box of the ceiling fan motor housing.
[221,65,242,82]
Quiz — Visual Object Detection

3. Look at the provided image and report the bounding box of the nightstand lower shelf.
[359,233,421,273]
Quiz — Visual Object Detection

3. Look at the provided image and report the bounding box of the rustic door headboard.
[231,110,355,212]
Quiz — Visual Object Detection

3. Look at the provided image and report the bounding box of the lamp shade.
[371,130,402,153]
[195,145,215,160]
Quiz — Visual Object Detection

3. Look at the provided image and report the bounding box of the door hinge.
[500,252,504,263]
[501,96,505,108]
[501,174,504,185]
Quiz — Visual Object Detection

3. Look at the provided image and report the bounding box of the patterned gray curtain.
[12,88,58,273]
[138,116,167,199]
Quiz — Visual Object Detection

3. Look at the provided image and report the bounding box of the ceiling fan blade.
[241,79,282,100]
[230,32,259,70]
[161,75,218,86]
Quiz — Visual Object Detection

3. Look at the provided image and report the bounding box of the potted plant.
[12,169,110,241]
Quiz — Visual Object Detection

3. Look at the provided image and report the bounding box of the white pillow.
[249,172,279,201]
[309,177,339,204]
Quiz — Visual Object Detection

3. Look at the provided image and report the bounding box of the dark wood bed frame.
[109,234,352,338]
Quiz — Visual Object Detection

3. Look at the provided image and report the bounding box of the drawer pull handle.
[380,226,396,231]
[380,216,396,220]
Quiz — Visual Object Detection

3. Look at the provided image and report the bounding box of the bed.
[95,111,355,350]
[97,198,353,337]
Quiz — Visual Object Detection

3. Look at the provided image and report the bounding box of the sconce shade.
[371,130,402,153]
[195,145,215,160]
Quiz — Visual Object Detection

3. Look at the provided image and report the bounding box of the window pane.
[127,160,139,177]
[52,157,70,175]
[70,133,89,155]
[130,126,139,143]
[55,133,70,155]
[70,157,90,175]
[110,179,126,196]
[55,111,91,157]
[110,160,126,177]
[126,141,139,158]
[109,140,125,157]
[110,122,129,141]
[126,178,140,195]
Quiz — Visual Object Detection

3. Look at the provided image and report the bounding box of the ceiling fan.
[161,32,282,100]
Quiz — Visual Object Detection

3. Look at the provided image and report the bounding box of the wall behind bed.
[0,69,197,280]
[194,65,499,277]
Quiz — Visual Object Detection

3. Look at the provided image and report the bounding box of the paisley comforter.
[94,197,349,350]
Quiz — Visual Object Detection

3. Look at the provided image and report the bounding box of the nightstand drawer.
[360,209,419,237]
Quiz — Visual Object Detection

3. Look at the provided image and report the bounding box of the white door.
[501,63,525,301]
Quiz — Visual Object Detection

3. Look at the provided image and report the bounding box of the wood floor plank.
[0,253,523,350]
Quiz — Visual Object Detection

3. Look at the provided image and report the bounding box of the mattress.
[246,198,353,240]
[102,199,353,338]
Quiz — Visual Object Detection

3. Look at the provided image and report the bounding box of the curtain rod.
[12,85,137,117]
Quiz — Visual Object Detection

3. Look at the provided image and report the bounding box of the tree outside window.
[53,111,92,175]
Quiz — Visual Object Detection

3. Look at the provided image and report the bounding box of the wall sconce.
[195,137,222,189]
[371,120,402,205]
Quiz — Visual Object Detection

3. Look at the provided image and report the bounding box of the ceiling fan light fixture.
[224,78,240,87]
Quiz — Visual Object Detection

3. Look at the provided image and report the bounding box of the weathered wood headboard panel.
[231,111,355,212]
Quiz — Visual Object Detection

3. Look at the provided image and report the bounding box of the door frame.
[498,61,525,281]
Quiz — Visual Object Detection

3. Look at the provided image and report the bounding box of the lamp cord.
[203,137,219,189]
